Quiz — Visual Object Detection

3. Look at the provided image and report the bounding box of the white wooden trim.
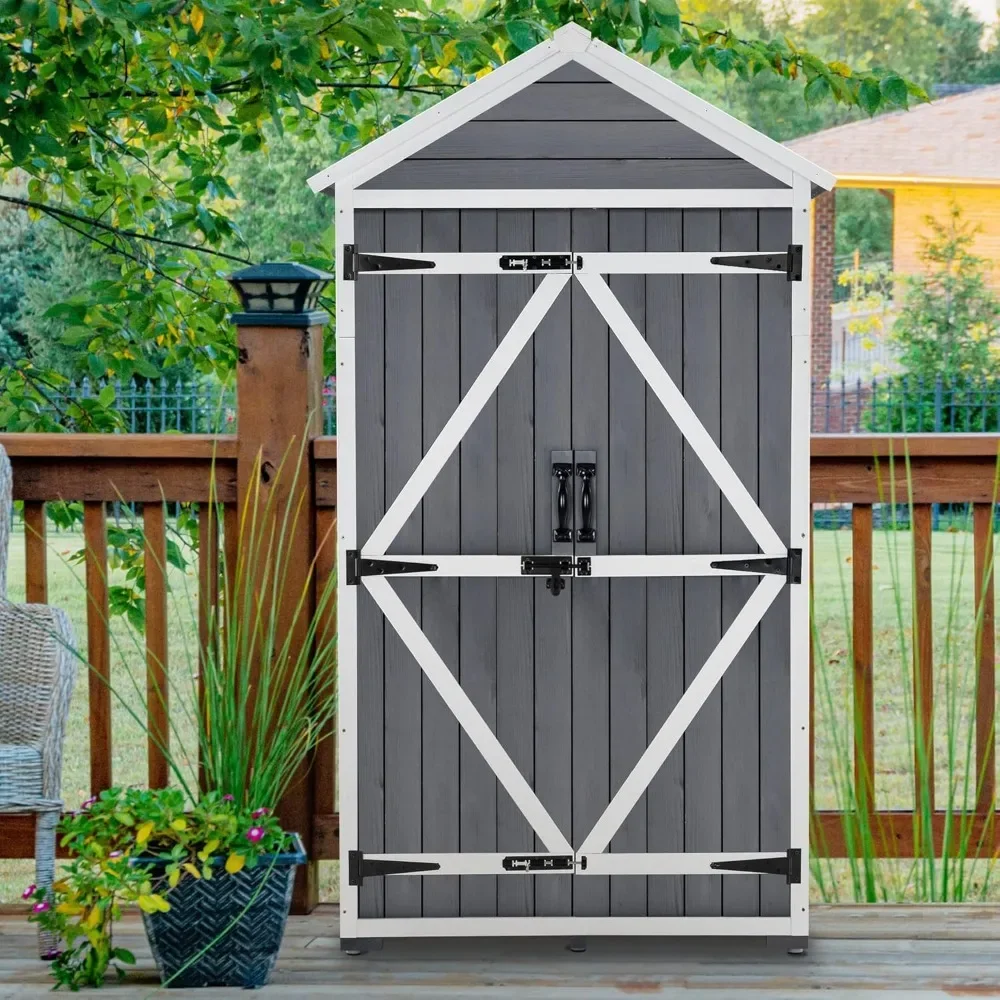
[588,555,788,578]
[580,853,791,876]
[364,576,574,854]
[578,575,784,855]
[310,43,569,192]
[352,189,797,209]
[310,22,832,195]
[334,184,358,936]
[352,251,573,275]
[789,175,813,937]
[356,915,794,938]
[576,271,784,554]
[357,555,523,577]
[361,854,574,876]
[578,251,794,276]
[364,274,569,556]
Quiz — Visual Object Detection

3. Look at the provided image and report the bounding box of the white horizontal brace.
[578,251,793,276]
[578,574,784,855]
[353,188,796,209]
[365,576,573,855]
[357,555,522,577]
[580,852,790,877]
[365,274,569,556]
[356,916,794,938]
[588,555,788,578]
[362,854,573,876]
[354,251,573,275]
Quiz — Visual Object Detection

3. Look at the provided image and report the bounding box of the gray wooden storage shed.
[309,21,833,948]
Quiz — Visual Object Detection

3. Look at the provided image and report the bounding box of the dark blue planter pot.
[133,835,306,989]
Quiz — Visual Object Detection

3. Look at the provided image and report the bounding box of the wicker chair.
[0,444,77,958]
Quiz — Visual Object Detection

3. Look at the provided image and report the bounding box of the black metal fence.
[812,375,1000,434]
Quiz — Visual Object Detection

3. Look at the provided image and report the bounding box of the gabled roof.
[308,23,834,194]
[787,85,1000,185]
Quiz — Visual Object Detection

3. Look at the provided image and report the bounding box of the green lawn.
[1,523,994,903]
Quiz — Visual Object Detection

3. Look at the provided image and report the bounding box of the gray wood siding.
[358,60,787,191]
[353,207,793,921]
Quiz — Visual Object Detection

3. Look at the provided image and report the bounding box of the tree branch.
[0,194,251,264]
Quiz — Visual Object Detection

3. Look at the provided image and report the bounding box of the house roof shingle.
[786,85,1000,183]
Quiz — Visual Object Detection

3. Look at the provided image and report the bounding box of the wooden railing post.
[230,264,331,915]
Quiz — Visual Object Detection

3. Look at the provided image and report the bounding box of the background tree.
[0,0,930,430]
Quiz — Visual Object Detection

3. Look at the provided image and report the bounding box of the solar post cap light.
[227,262,333,327]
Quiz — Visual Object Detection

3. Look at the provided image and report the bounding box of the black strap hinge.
[348,851,441,886]
[343,244,435,280]
[520,554,591,596]
[346,550,438,585]
[709,244,803,281]
[710,848,801,884]
[710,548,802,584]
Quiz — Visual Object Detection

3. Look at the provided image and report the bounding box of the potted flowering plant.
[27,788,306,989]
[27,448,336,989]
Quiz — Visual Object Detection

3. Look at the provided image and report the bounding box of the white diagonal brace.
[365,575,574,855]
[578,574,783,855]
[365,273,570,556]
[576,271,784,554]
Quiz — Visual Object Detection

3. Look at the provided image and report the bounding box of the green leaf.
[505,19,536,52]
[113,948,136,965]
[879,73,908,107]
[98,385,115,408]
[858,77,882,116]
[804,75,831,105]
[141,107,168,135]
[668,44,693,70]
[32,131,64,156]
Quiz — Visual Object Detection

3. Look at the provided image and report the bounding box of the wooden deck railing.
[0,434,340,889]
[811,434,999,857]
[1,431,996,878]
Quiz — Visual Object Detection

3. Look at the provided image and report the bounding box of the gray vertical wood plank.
[758,208,793,919]
[533,208,574,917]
[419,210,461,918]
[383,210,424,918]
[720,209,761,917]
[682,208,723,917]
[571,208,610,918]
[644,209,686,917]
[355,210,385,920]
[497,210,537,917]
[608,209,648,917]
[459,209,499,917]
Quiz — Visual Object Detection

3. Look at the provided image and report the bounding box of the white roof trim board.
[308,22,835,195]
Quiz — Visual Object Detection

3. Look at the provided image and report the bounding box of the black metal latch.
[709,244,803,281]
[710,548,802,584]
[499,254,579,272]
[346,550,438,586]
[348,851,441,886]
[343,244,435,280]
[710,848,801,884]
[521,555,592,596]
[502,855,580,872]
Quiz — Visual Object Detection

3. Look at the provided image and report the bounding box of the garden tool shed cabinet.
[310,22,831,948]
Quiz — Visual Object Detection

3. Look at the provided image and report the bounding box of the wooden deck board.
[5,906,1000,997]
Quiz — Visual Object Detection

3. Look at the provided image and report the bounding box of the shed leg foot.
[341,938,382,956]
[567,937,587,954]
[786,936,809,956]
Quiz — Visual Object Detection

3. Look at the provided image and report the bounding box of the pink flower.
[222,794,234,802]
[251,808,269,819]
[80,797,96,810]
[108,851,123,859]
[246,826,265,844]
[21,884,37,900]
[32,901,50,914]
[42,949,62,961]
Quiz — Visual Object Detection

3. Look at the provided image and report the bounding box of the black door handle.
[576,463,596,544]
[552,462,573,544]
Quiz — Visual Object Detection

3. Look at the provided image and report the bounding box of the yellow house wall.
[892,184,1000,287]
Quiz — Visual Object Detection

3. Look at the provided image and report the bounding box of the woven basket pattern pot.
[137,835,305,989]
